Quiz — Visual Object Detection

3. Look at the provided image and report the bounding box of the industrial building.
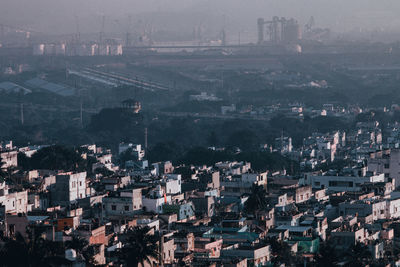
[257,17,302,44]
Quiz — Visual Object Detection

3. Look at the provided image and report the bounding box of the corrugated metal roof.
[25,78,74,96]
[0,81,31,94]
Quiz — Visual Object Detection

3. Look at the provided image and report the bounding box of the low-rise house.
[142,185,171,213]
[103,189,142,218]
[222,244,271,267]
[50,172,87,206]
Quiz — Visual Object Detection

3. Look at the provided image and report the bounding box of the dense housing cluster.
[2,122,400,266]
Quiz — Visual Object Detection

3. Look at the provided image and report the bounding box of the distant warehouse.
[25,78,75,97]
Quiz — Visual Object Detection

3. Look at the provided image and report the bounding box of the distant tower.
[221,29,226,46]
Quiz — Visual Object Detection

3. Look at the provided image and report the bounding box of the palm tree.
[345,243,373,267]
[0,231,65,267]
[117,226,159,267]
[244,184,269,216]
[65,235,96,266]
[0,232,30,267]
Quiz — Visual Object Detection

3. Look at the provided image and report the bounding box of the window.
[380,210,384,215]
[111,205,116,211]
[315,182,320,186]
[384,164,390,169]
[329,181,338,187]
[124,206,129,211]
[79,181,82,186]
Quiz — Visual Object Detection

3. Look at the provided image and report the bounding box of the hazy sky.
[1,0,400,35]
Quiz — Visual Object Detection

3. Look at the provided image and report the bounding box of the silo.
[33,44,45,55]
[283,19,302,43]
[109,44,123,55]
[90,44,98,56]
[98,44,109,56]
[55,43,66,55]
[77,44,91,56]
[44,44,55,55]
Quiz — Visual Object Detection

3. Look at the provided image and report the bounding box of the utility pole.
[80,99,83,128]
[144,127,148,150]
[126,15,132,47]
[20,103,24,125]
[100,14,106,44]
[74,15,80,42]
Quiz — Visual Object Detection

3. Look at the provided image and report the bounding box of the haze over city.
[2,0,400,36]
[2,1,400,266]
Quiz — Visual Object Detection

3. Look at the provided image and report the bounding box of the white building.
[1,190,29,214]
[368,149,400,188]
[163,174,182,195]
[0,151,17,169]
[306,172,385,192]
[51,172,87,205]
[142,185,171,213]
